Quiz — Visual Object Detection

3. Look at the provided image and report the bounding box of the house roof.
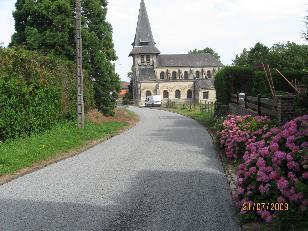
[196,79,215,90]
[157,54,223,68]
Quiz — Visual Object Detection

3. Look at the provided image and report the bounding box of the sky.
[1,0,307,82]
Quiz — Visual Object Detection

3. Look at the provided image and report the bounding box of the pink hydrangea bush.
[218,115,272,159]
[235,115,308,223]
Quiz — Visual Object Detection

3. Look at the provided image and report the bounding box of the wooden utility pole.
[76,0,84,128]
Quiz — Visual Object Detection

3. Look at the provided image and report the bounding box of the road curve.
[0,107,240,231]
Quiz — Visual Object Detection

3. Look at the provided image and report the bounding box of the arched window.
[172,71,177,80]
[187,90,192,99]
[175,90,181,99]
[163,90,169,99]
[160,71,165,79]
[196,71,200,78]
[207,70,212,78]
[145,90,152,97]
[184,71,188,80]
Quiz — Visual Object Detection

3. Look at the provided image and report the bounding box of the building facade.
[130,0,223,106]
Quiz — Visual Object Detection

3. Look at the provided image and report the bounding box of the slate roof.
[129,46,160,56]
[130,0,160,56]
[157,54,223,67]
[196,79,215,89]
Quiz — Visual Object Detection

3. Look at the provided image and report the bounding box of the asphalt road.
[0,107,240,231]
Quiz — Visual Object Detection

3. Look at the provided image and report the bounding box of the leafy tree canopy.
[10,0,120,115]
[233,42,308,71]
[189,47,220,61]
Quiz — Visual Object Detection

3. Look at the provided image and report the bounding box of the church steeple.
[129,0,160,56]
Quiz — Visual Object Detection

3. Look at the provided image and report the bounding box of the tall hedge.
[0,47,94,141]
[215,66,307,105]
[214,66,254,104]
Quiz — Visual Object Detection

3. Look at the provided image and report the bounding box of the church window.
[203,91,209,99]
[146,90,152,97]
[196,71,200,78]
[187,90,192,99]
[160,71,165,79]
[141,55,145,65]
[163,90,169,99]
[175,90,181,99]
[184,71,188,80]
[146,55,151,64]
[172,71,177,80]
[207,70,212,78]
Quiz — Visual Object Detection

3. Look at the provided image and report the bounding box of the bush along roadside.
[217,114,308,229]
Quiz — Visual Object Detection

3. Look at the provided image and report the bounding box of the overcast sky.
[1,0,307,81]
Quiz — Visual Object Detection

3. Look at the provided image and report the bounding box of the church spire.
[132,0,155,46]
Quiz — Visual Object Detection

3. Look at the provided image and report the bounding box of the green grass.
[164,106,215,127]
[0,120,128,176]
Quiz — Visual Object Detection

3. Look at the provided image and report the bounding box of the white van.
[145,95,162,107]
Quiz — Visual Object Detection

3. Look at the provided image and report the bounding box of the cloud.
[108,0,307,81]
[0,0,15,46]
[1,0,307,81]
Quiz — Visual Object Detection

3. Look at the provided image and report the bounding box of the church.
[130,0,223,106]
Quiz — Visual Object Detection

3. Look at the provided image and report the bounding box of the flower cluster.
[219,115,272,159]
[235,115,308,222]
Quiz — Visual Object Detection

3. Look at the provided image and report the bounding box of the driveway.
[0,106,239,231]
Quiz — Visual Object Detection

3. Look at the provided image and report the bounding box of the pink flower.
[277,177,289,191]
[249,167,257,174]
[259,184,270,194]
[287,161,300,171]
[269,143,279,152]
[237,187,245,195]
[288,172,298,183]
[257,157,266,168]
[277,196,286,203]
[302,172,308,180]
[269,171,279,180]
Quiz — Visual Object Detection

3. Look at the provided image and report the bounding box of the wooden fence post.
[244,93,247,109]
[257,94,261,115]
[236,92,239,105]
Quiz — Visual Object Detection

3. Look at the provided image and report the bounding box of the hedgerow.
[0,47,94,141]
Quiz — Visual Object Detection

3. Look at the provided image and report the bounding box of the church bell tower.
[129,0,160,105]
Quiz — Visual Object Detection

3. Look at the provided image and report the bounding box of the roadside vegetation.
[0,108,138,181]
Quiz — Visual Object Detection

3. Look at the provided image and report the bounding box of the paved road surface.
[0,107,239,231]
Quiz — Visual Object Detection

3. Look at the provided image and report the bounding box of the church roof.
[157,54,223,67]
[196,79,215,90]
[129,46,161,56]
[130,0,160,56]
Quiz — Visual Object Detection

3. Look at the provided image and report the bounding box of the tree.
[189,47,220,61]
[233,42,308,70]
[10,0,120,115]
[127,72,133,98]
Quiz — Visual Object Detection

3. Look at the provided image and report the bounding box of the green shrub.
[0,47,94,141]
[214,66,254,104]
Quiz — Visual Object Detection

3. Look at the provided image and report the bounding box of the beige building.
[130,0,223,106]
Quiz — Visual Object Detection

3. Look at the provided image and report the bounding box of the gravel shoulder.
[0,106,240,231]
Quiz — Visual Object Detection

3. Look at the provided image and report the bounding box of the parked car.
[145,95,162,107]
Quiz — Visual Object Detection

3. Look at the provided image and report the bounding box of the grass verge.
[0,108,138,184]
[163,106,215,127]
